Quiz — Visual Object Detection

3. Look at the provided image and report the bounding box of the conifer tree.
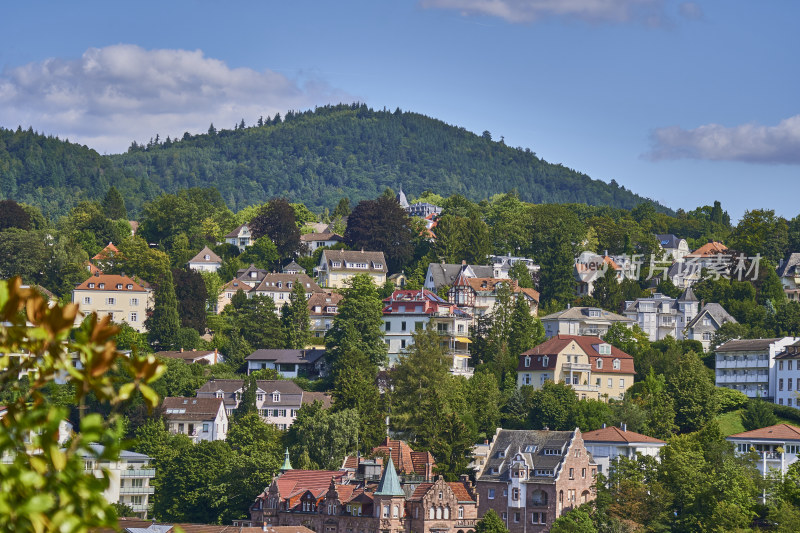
[101,186,127,220]
[234,375,258,421]
[282,279,311,349]
[146,269,181,350]
[508,296,544,360]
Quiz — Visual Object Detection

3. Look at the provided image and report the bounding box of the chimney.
[180,348,184,352]
[621,423,627,432]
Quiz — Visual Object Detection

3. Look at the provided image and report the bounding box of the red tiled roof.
[74,273,149,292]
[582,426,665,445]
[92,242,119,261]
[518,335,635,374]
[728,423,800,441]
[274,470,347,498]
[409,482,475,502]
[688,241,729,257]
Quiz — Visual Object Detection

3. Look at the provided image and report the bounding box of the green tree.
[466,369,502,438]
[332,197,351,218]
[285,401,360,470]
[344,195,415,272]
[666,351,718,433]
[475,510,509,533]
[508,295,545,360]
[146,269,181,350]
[239,235,280,270]
[249,198,301,261]
[729,209,789,263]
[282,279,311,349]
[101,186,127,220]
[0,199,32,230]
[741,398,779,431]
[550,507,597,533]
[529,381,578,430]
[172,267,208,333]
[509,261,535,289]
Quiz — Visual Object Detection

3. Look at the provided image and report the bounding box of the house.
[574,253,635,297]
[187,246,222,273]
[299,232,343,256]
[489,255,540,283]
[72,273,152,333]
[196,379,331,430]
[406,202,443,218]
[715,337,799,399]
[728,423,800,476]
[245,349,327,378]
[447,268,539,317]
[382,289,473,375]
[316,250,387,288]
[155,348,221,365]
[283,261,305,275]
[226,223,253,251]
[582,425,665,474]
[656,234,690,261]
[308,292,343,339]
[162,397,228,442]
[517,335,635,401]
[772,340,800,407]
[685,302,737,351]
[423,262,494,293]
[217,271,323,314]
[778,253,800,302]
[476,428,597,532]
[341,437,436,481]
[540,306,633,338]
[623,288,704,343]
[247,454,478,533]
[81,445,155,518]
[388,272,408,288]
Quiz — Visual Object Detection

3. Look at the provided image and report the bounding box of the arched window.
[458,506,464,519]
[444,507,450,519]
[596,359,603,369]
[542,356,549,367]
[613,358,620,370]
[383,505,390,518]
[393,505,399,518]
[429,507,435,519]
[436,506,442,519]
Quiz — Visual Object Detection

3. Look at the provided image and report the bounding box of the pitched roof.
[235,264,269,282]
[74,273,149,292]
[408,481,475,502]
[477,429,580,483]
[371,437,435,476]
[582,426,665,445]
[302,391,333,409]
[254,273,322,293]
[778,253,800,277]
[728,423,800,441]
[321,250,388,273]
[161,397,224,421]
[678,286,698,302]
[246,349,325,364]
[300,232,343,242]
[656,234,684,249]
[307,292,343,314]
[540,307,632,323]
[283,261,305,273]
[375,458,404,496]
[166,525,316,533]
[688,241,729,257]
[273,469,348,498]
[224,223,249,239]
[189,246,222,264]
[221,278,253,294]
[425,263,494,289]
[92,242,119,261]
[197,379,303,395]
[686,302,737,329]
[155,349,217,362]
[518,335,634,374]
[716,338,786,352]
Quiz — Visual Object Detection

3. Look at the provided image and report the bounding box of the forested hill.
[1,104,668,218]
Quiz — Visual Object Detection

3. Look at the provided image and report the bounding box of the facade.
[715,337,799,399]
[382,289,473,375]
[728,424,800,476]
[300,232,344,256]
[489,255,540,283]
[246,349,327,378]
[187,246,222,272]
[225,223,252,251]
[308,292,343,339]
[574,254,630,298]
[778,253,800,302]
[582,425,665,474]
[82,445,156,518]
[517,335,635,401]
[447,269,539,318]
[341,437,436,480]
[623,288,701,343]
[316,250,388,288]
[540,306,633,339]
[162,397,228,442]
[423,263,494,293]
[72,273,152,333]
[217,270,323,314]
[155,349,221,365]
[406,202,443,218]
[773,340,800,407]
[247,451,479,533]
[684,303,737,351]
[476,428,597,532]
[196,379,331,429]
[656,234,690,261]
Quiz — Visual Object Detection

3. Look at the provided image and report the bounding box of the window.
[503,488,508,497]
[257,394,263,402]
[131,495,143,506]
[415,321,424,331]
[115,284,122,289]
[790,379,794,391]
[598,343,611,355]
[620,378,625,388]
[542,356,549,367]
[780,379,784,391]
[439,491,443,500]
[458,506,464,519]
[582,468,586,478]
[780,361,785,370]
[596,359,603,369]
[608,378,613,388]
[99,283,105,289]
[501,512,507,522]
[524,356,531,367]
[613,358,620,370]
[88,283,95,289]
[273,393,280,402]
[385,321,391,331]
[106,297,115,305]
[524,444,538,453]
[83,297,91,304]
[790,398,794,407]
[488,488,495,499]
[401,321,407,331]
[780,398,784,405]
[383,505,389,518]
[129,312,137,322]
[791,361,794,371]
[596,377,601,386]
[203,423,210,432]
[569,468,574,479]
[429,507,435,519]
[543,448,560,455]
[130,298,139,306]
[523,373,531,385]
[393,505,399,518]
[401,340,406,349]
[514,512,520,523]
[512,488,519,500]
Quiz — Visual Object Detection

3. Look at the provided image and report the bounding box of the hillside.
[1,104,668,218]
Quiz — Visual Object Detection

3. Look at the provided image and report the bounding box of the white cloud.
[0,45,355,153]
[420,0,669,24]
[648,115,800,164]
[678,2,704,20]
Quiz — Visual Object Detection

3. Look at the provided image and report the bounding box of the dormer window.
[524,356,531,367]
[373,263,383,269]
[273,393,280,402]
[98,283,105,289]
[524,445,538,453]
[588,308,601,318]
[126,284,133,290]
[116,284,123,289]
[89,283,95,288]
[497,450,505,458]
[598,343,611,355]
[250,272,257,278]
[204,254,210,260]
[542,356,549,367]
[596,359,603,369]
[613,359,620,370]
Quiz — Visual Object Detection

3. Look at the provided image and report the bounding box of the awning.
[455,336,472,344]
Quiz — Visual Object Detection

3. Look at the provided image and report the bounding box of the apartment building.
[540,306,633,339]
[715,337,799,399]
[162,397,228,442]
[72,273,152,333]
[82,445,156,518]
[773,340,800,407]
[582,425,665,474]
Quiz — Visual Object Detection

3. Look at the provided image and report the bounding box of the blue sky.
[1,0,797,221]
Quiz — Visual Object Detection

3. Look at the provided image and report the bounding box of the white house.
[245,349,327,378]
[582,425,666,474]
[623,289,700,343]
[778,253,800,302]
[540,306,633,338]
[299,232,344,256]
[225,223,252,251]
[715,337,799,399]
[187,246,222,272]
[316,249,387,288]
[489,254,540,281]
[81,445,156,518]
[656,234,690,261]
[162,397,228,442]
[728,423,800,477]
[774,340,800,408]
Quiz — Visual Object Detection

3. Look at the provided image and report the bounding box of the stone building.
[475,428,597,532]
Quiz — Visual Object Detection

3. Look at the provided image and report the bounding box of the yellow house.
[316,249,387,289]
[517,335,635,401]
[72,273,152,333]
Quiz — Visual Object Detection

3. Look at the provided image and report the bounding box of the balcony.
[716,374,767,384]
[120,486,155,495]
[562,362,591,372]
[715,358,769,369]
[121,468,156,478]
[451,366,475,378]
[572,384,599,393]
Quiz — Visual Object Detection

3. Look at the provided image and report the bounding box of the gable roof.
[408,481,475,502]
[307,292,343,314]
[728,423,800,441]
[74,273,149,292]
[189,246,222,265]
[688,241,729,257]
[224,223,250,239]
[778,253,800,277]
[686,302,737,329]
[477,429,580,483]
[518,335,634,374]
[155,349,217,362]
[283,261,305,273]
[92,242,119,261]
[196,379,303,395]
[656,234,684,249]
[371,437,435,477]
[426,263,494,289]
[246,349,325,365]
[254,273,322,294]
[321,250,387,273]
[161,397,225,421]
[678,286,698,302]
[300,232,343,242]
[582,425,665,445]
[540,306,632,323]
[716,338,785,352]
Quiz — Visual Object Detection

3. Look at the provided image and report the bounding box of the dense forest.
[0,103,668,218]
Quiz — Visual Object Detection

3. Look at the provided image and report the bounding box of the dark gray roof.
[778,253,800,277]
[188,246,222,264]
[477,429,579,484]
[162,397,224,421]
[656,234,684,249]
[283,261,305,273]
[716,338,785,352]
[236,264,269,282]
[426,263,494,289]
[686,303,737,329]
[224,223,249,239]
[196,379,303,395]
[246,349,326,364]
[540,306,632,323]
[678,287,698,302]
